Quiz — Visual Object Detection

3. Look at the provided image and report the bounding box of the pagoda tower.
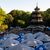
[31,5,43,25]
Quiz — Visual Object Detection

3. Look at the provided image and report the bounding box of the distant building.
[26,6,44,32]
[31,5,43,25]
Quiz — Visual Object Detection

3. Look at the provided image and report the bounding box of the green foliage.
[9,8,50,27]
[0,7,50,31]
[9,10,31,27]
[46,8,50,14]
[0,8,8,31]
[42,8,50,26]
[4,14,14,29]
[0,8,6,15]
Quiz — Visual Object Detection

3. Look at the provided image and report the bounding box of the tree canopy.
[0,7,50,31]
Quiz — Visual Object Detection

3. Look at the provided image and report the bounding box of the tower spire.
[35,0,40,11]
[35,0,38,7]
[36,1,38,7]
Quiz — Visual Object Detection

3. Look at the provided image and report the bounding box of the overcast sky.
[0,0,50,13]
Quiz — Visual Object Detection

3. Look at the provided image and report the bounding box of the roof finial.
[34,0,40,11]
[35,0,38,7]
[36,1,38,7]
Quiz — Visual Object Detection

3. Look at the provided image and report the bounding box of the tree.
[0,7,6,15]
[42,8,50,26]
[0,8,8,31]
[4,14,14,28]
[9,10,31,27]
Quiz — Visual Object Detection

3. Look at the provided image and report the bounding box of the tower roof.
[34,6,40,11]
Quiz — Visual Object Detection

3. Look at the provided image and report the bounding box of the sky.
[0,0,50,13]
